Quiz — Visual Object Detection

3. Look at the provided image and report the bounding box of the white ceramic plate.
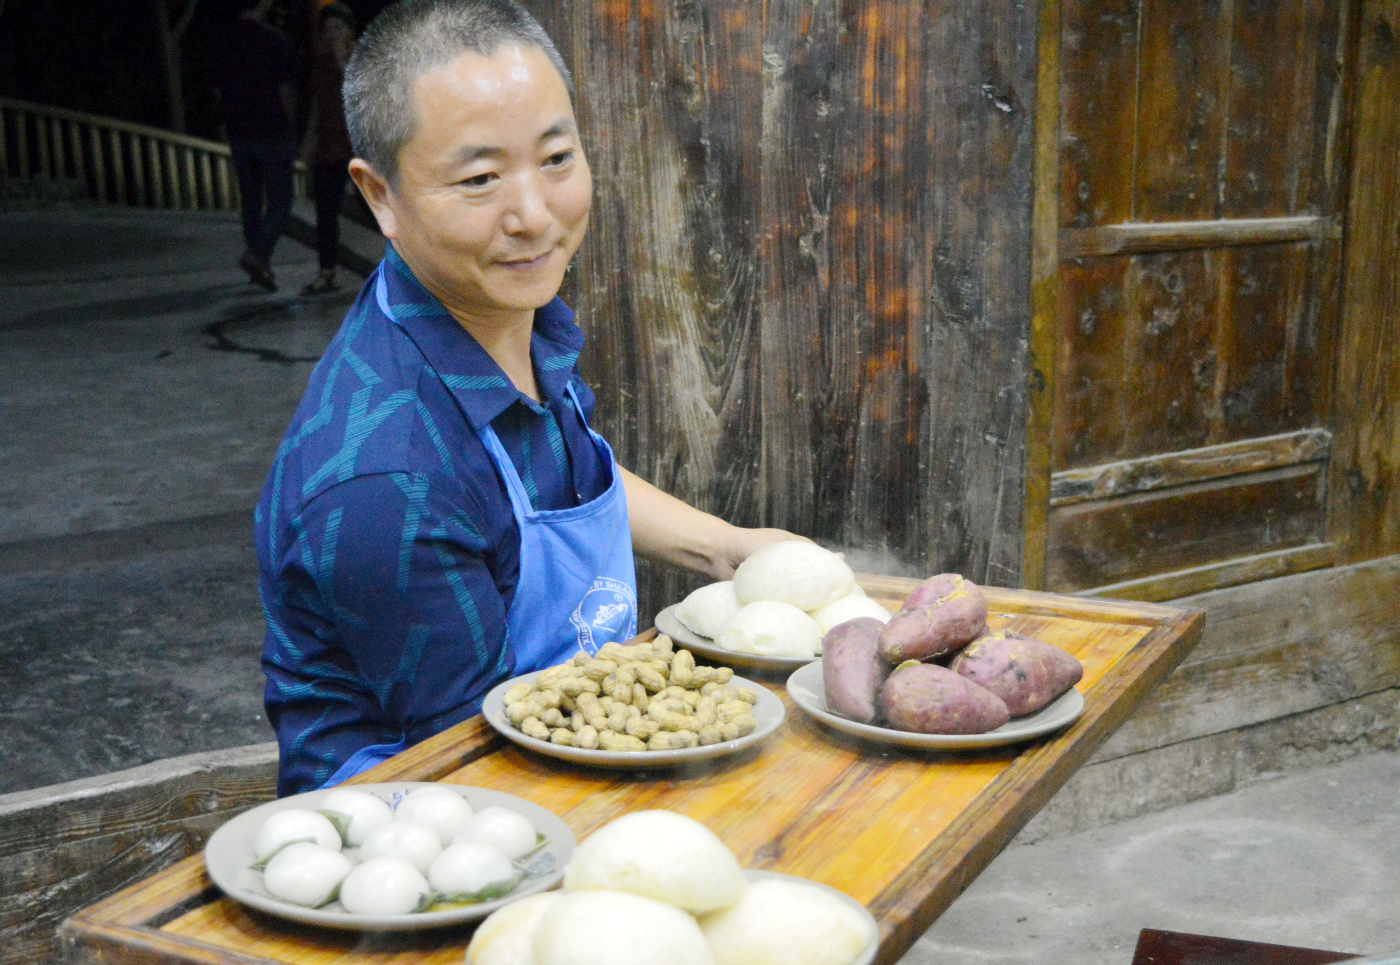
[737,869,879,965]
[483,671,785,768]
[203,782,574,931]
[654,603,818,673]
[786,660,1084,749]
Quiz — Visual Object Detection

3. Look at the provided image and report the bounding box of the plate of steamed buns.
[202,782,575,930]
[655,541,896,673]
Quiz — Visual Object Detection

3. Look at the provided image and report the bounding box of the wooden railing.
[0,97,307,211]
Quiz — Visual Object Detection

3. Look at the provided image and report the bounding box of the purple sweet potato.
[948,631,1084,717]
[878,662,1010,735]
[821,617,890,724]
[877,574,989,664]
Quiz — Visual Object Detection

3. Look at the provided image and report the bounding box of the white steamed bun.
[810,593,892,637]
[716,601,822,658]
[699,877,875,965]
[466,892,564,965]
[563,810,745,914]
[732,541,854,611]
[675,581,742,639]
[533,890,715,965]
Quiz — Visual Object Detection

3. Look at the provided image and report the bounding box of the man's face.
[359,45,591,327]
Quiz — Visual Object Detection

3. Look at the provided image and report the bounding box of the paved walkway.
[910,749,1400,963]
[0,206,357,792]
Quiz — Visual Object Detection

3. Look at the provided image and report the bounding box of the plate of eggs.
[202,782,575,930]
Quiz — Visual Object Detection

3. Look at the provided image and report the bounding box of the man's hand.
[707,526,812,580]
[619,467,811,581]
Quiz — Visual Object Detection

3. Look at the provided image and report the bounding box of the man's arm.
[619,466,806,580]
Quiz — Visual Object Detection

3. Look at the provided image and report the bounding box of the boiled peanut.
[521,717,550,741]
[599,732,648,752]
[504,682,533,705]
[648,730,699,751]
[575,725,600,750]
[669,649,695,687]
[550,728,575,746]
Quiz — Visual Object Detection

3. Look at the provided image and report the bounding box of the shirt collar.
[378,244,585,430]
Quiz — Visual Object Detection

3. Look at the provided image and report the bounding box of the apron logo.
[570,577,637,655]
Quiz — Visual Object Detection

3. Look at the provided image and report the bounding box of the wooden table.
[62,580,1204,965]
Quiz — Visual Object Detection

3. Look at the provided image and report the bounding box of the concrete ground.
[910,749,1400,963]
[0,206,358,793]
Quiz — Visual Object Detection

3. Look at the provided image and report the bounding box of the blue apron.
[321,270,638,788]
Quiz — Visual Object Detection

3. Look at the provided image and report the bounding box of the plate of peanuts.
[482,635,785,768]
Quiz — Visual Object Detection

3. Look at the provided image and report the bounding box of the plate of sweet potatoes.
[785,574,1085,749]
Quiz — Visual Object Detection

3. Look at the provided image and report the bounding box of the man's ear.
[348,158,398,239]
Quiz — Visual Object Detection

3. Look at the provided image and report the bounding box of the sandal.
[239,252,278,292]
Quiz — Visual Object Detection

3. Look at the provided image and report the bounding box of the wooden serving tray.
[61,580,1204,965]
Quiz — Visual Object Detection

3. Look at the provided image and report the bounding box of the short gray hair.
[344,0,574,186]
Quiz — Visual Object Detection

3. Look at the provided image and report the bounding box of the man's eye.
[461,173,496,188]
[544,150,573,168]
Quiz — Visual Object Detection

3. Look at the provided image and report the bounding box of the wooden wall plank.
[1223,0,1318,217]
[1047,463,1324,588]
[1059,0,1141,229]
[1123,248,1221,455]
[1133,0,1232,220]
[540,0,1038,608]
[1050,427,1330,505]
[1054,257,1130,469]
[1328,0,1400,563]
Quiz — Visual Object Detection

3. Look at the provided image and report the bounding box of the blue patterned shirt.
[255,246,610,795]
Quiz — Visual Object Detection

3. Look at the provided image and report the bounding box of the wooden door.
[1041,0,1355,597]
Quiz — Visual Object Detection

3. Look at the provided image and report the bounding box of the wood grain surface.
[526,0,1038,612]
[61,583,1204,965]
[1042,0,1355,593]
[1329,0,1400,565]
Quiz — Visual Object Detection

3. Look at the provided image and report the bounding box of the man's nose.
[502,174,552,237]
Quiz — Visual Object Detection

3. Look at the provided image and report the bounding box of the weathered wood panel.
[531,0,1038,610]
[1328,0,1400,564]
[1059,0,1139,229]
[1097,552,1400,755]
[0,744,275,965]
[1023,553,1400,840]
[1053,257,1130,469]
[1060,215,1340,258]
[1122,248,1221,455]
[1050,428,1331,506]
[1047,464,1325,589]
[1133,0,1232,221]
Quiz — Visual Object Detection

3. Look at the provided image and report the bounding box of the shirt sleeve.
[261,471,514,795]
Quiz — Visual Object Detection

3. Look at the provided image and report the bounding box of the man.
[256,0,797,795]
[210,0,297,291]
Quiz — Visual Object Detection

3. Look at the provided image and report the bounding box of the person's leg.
[302,162,348,294]
[314,162,345,271]
[229,142,262,258]
[254,139,296,266]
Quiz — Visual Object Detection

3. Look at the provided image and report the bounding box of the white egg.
[453,807,538,860]
[254,808,342,861]
[563,810,745,915]
[261,841,352,908]
[428,841,518,896]
[338,856,430,916]
[699,877,875,965]
[533,890,715,965]
[359,818,443,873]
[320,789,394,847]
[675,581,742,639]
[466,891,563,965]
[396,786,474,845]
